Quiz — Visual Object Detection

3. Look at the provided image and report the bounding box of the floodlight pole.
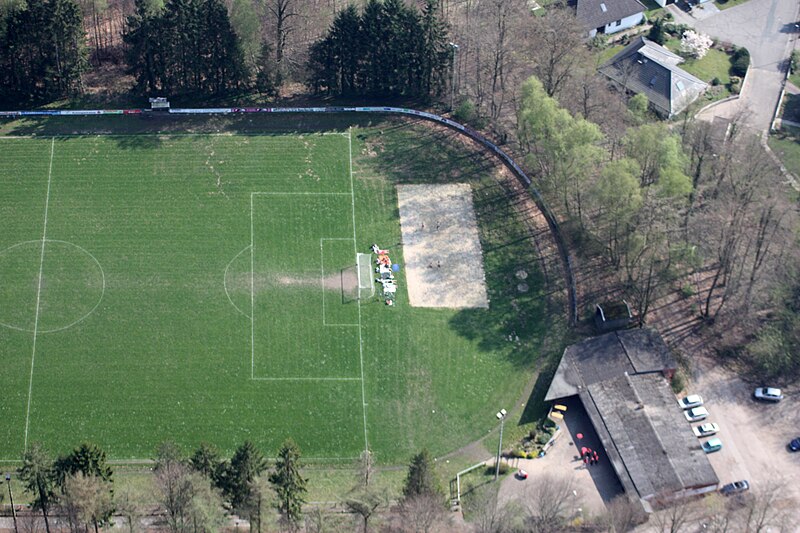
[494,409,507,481]
[5,473,18,533]
[449,42,459,111]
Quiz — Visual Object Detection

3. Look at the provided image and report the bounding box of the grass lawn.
[639,0,665,18]
[769,126,800,178]
[0,114,559,467]
[597,45,625,66]
[714,0,752,10]
[790,72,800,89]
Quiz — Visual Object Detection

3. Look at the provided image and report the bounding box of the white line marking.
[349,128,370,453]
[251,193,255,380]
[251,192,350,196]
[0,240,106,334]
[223,245,252,318]
[23,137,55,451]
[251,377,362,381]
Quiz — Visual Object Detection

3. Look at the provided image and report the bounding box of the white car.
[693,422,720,438]
[685,406,709,422]
[678,394,704,410]
[753,387,784,402]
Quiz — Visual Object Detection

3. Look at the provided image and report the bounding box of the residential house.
[599,36,709,117]
[576,0,646,37]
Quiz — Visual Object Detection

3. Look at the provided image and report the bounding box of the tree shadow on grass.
[360,118,557,369]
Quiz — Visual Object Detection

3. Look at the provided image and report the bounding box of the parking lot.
[687,356,800,521]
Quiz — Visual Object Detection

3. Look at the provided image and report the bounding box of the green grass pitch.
[0,121,553,464]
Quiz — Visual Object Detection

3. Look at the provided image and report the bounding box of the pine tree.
[268,439,308,526]
[18,442,56,533]
[402,449,440,499]
[224,441,268,512]
[54,442,113,486]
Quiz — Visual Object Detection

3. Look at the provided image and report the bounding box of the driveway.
[496,397,623,518]
[690,356,800,524]
[670,0,800,132]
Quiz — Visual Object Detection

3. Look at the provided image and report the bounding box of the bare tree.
[649,495,696,533]
[397,494,450,533]
[527,5,587,99]
[468,483,520,533]
[114,483,150,533]
[523,474,577,533]
[596,495,645,532]
[60,473,114,533]
[266,0,298,81]
[739,480,791,533]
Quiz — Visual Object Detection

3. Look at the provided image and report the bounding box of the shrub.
[648,19,667,45]
[486,462,510,476]
[671,370,686,394]
[526,452,536,459]
[730,47,750,77]
[453,99,477,123]
[711,77,721,86]
[680,285,695,298]
[729,75,742,94]
[536,433,551,446]
[512,449,527,459]
[589,35,608,50]
[663,12,673,21]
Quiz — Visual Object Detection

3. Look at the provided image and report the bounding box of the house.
[599,36,709,117]
[545,329,719,512]
[576,0,646,38]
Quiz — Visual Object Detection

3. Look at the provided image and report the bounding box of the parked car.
[753,387,784,402]
[693,422,720,438]
[685,406,709,422]
[678,394,704,410]
[720,480,749,495]
[789,438,800,452]
[702,437,723,453]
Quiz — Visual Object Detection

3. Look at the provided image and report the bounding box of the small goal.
[341,253,375,303]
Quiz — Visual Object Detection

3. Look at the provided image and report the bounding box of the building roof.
[598,37,709,117]
[582,373,719,499]
[577,0,646,30]
[545,328,676,402]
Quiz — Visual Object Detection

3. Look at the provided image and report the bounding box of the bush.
[671,370,686,394]
[680,30,712,59]
[711,77,721,86]
[526,452,536,459]
[486,462,510,476]
[648,19,667,46]
[512,449,527,459]
[680,285,695,298]
[536,432,551,446]
[729,75,742,94]
[453,99,477,124]
[730,47,750,77]
[589,35,608,50]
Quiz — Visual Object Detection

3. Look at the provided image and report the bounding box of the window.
[615,19,621,26]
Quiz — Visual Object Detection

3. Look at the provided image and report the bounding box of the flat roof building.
[546,329,719,511]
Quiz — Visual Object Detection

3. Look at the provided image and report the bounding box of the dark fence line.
[0,105,578,324]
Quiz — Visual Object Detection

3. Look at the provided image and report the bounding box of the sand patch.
[397,184,489,308]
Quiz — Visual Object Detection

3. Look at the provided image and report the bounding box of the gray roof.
[577,0,645,30]
[545,329,676,402]
[599,37,709,117]
[583,374,719,499]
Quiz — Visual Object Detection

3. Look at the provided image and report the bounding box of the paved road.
[670,0,800,132]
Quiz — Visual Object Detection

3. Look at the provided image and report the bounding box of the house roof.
[544,328,676,402]
[582,373,719,499]
[598,36,709,117]
[577,0,646,30]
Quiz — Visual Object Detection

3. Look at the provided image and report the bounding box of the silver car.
[754,387,784,402]
[685,406,709,422]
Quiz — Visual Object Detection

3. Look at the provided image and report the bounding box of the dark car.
[789,438,800,452]
[720,480,750,496]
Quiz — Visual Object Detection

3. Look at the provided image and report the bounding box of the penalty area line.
[23,137,55,451]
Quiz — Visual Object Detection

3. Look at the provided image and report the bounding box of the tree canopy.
[308,0,450,99]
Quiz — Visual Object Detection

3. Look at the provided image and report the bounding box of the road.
[669,0,800,132]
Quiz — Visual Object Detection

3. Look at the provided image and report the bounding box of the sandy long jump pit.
[397,184,489,308]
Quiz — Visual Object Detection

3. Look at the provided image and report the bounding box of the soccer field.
[0,125,551,463]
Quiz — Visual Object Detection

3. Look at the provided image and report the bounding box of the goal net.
[341,253,375,303]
